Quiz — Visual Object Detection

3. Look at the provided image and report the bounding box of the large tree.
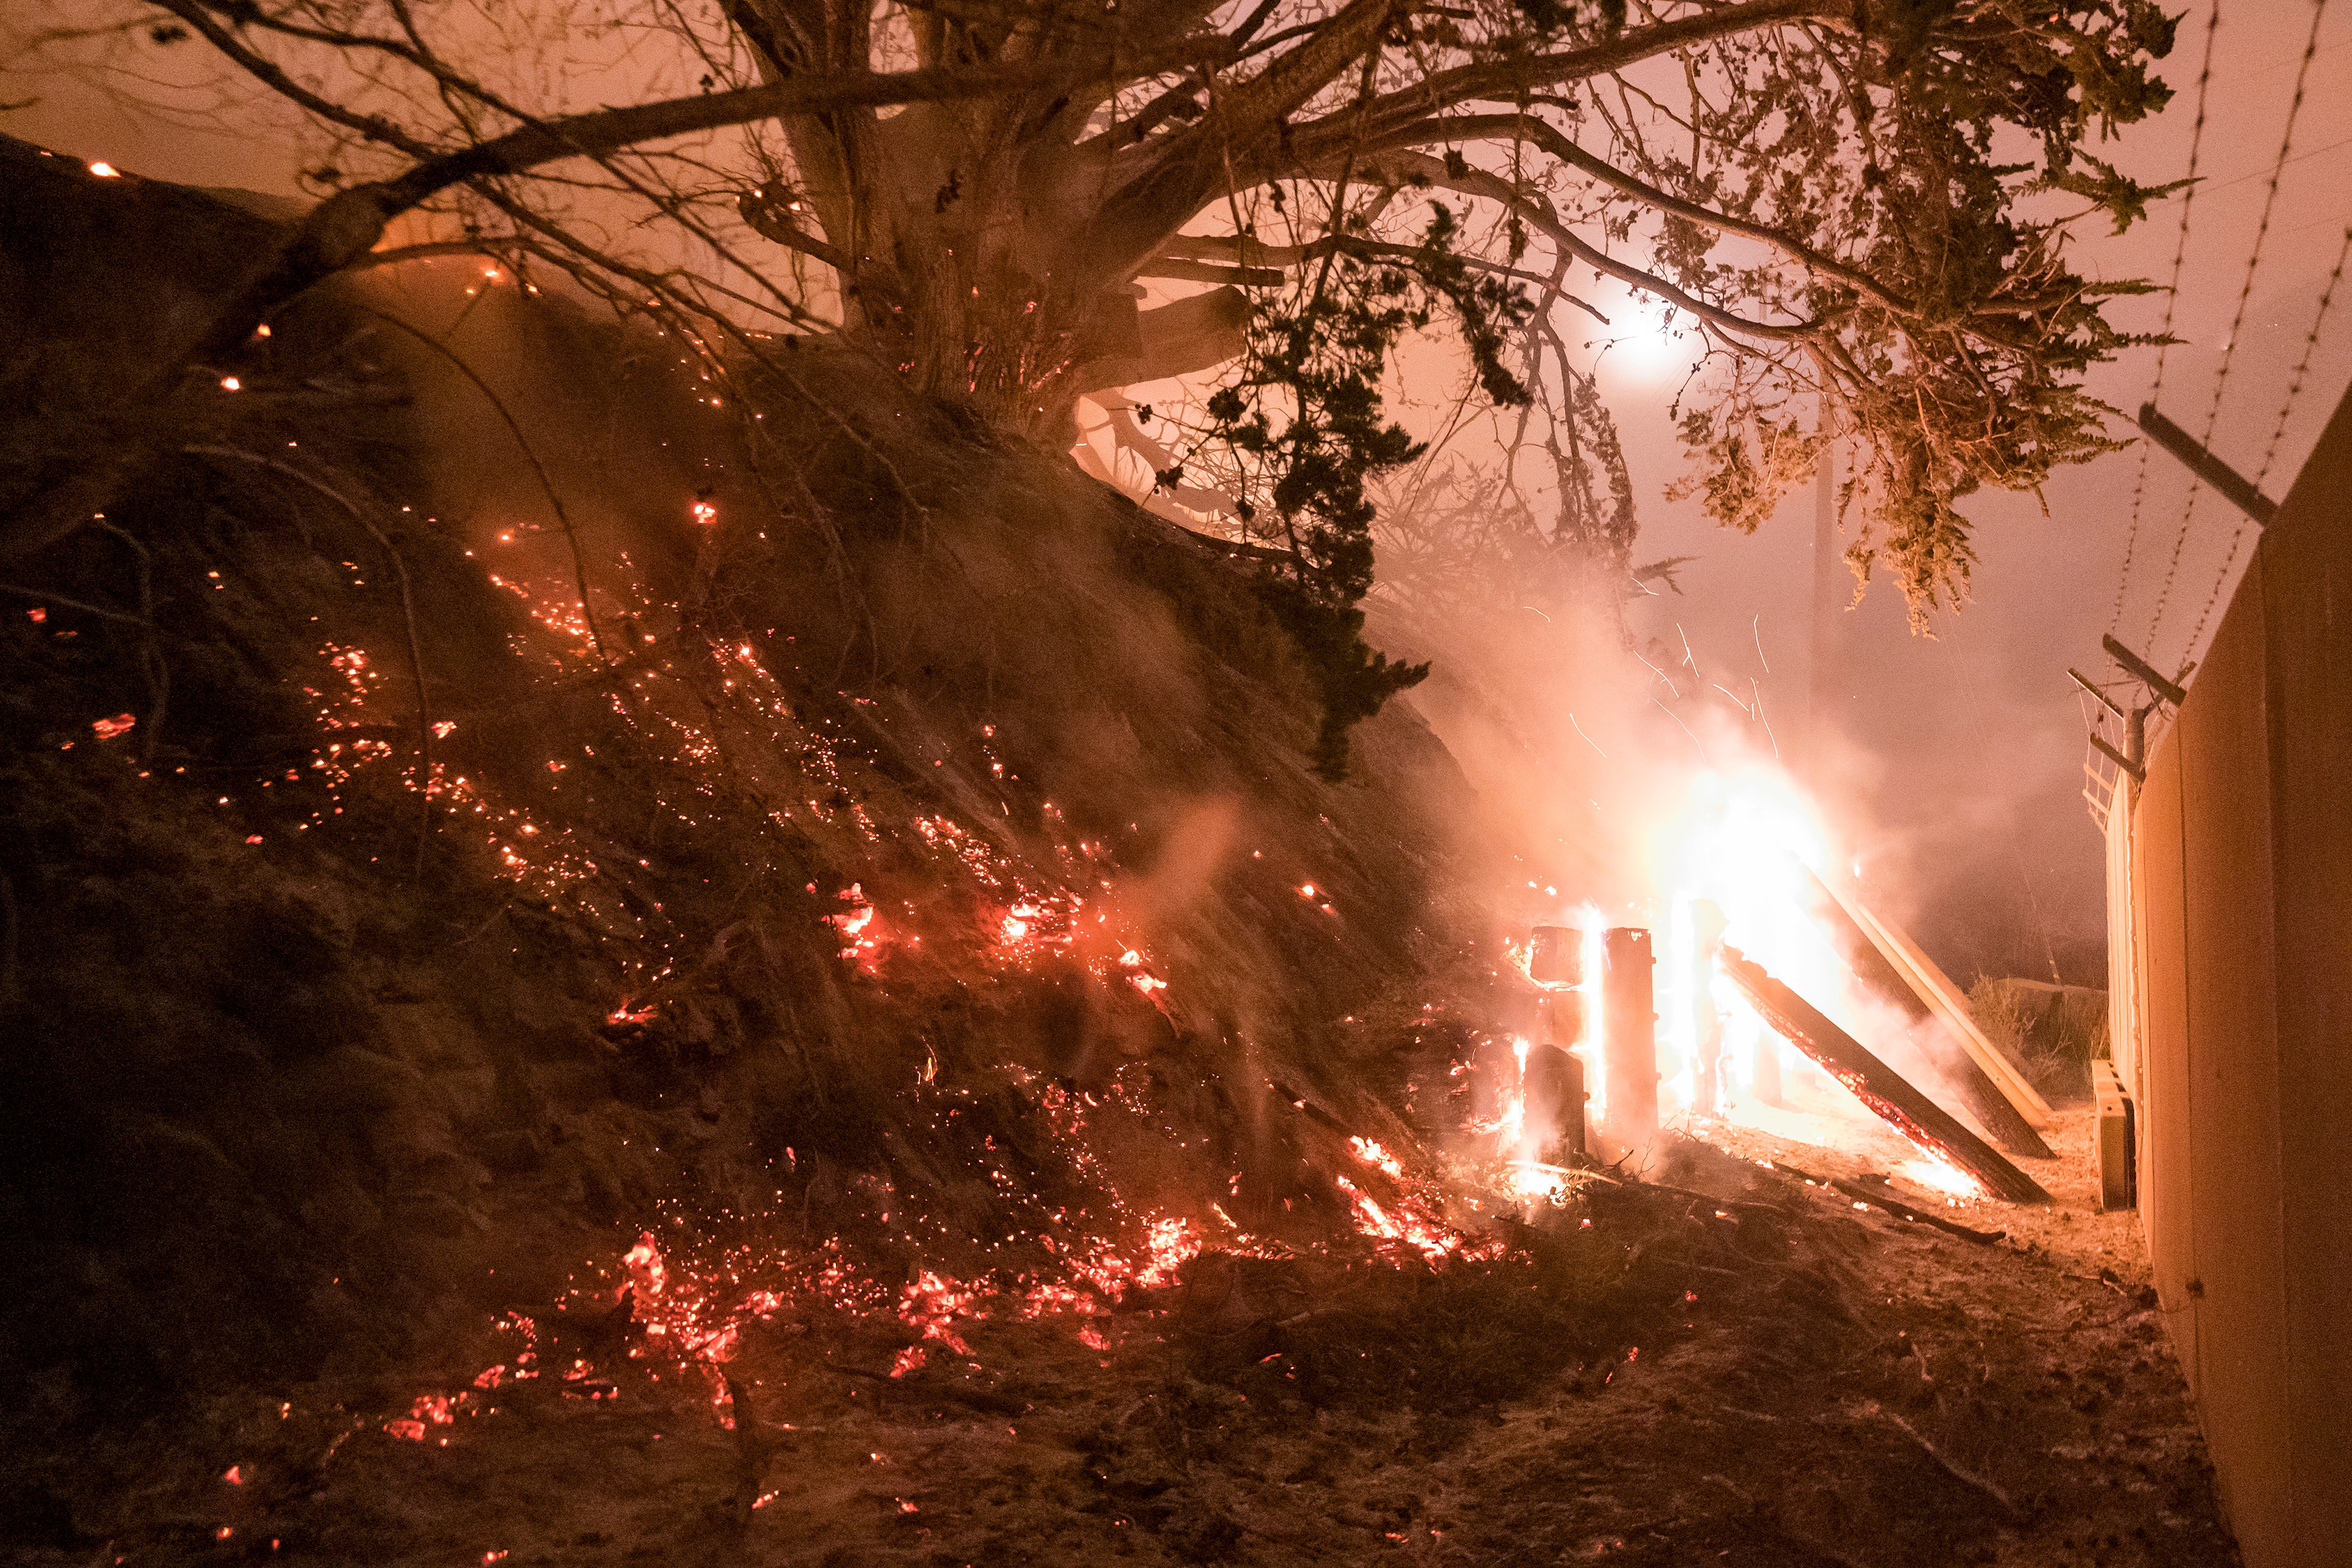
[13,2,2174,590]
[728,0,2177,608]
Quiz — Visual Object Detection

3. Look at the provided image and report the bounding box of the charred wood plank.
[1806,870,2054,1128]
[1800,867,2054,1160]
[1718,947,2053,1205]
[1769,1161,2006,1245]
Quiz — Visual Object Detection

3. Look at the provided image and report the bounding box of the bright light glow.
[89,161,120,178]
[1607,294,1689,375]
[1899,1158,1981,1200]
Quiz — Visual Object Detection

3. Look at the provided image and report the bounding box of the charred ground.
[0,143,2234,1567]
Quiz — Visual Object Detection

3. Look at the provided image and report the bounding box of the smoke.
[1363,495,2028,1160]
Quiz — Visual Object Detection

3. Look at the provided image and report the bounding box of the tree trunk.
[728,1,1232,442]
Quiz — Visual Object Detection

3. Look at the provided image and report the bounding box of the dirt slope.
[0,144,2234,1568]
[1,140,1486,1450]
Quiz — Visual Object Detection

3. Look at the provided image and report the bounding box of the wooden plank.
[1719,946,2054,1205]
[2136,403,2279,528]
[1769,1160,2007,1245]
[1800,867,2054,1159]
[1813,872,2056,1128]
[2092,1060,2135,1213]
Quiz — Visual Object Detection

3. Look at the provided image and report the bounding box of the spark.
[1568,713,1606,758]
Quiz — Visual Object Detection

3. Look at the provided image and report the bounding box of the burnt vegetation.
[0,1,2232,1561]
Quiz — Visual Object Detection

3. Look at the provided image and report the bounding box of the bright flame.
[1899,1158,1981,1201]
[1632,761,1936,1149]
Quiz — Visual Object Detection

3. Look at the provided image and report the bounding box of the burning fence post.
[1526,925,1587,1158]
[1602,927,1659,1147]
[1717,945,2053,1205]
[1687,900,1728,1117]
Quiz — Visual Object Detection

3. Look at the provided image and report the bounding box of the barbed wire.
[2147,0,2328,660]
[2109,0,2223,638]
[2183,217,2352,654]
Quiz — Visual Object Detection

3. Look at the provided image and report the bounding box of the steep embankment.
[0,143,2245,1568]
[0,138,1490,1428]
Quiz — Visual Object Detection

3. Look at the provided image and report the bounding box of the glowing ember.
[1333,1174,1459,1262]
[91,712,136,740]
[385,1392,460,1442]
[899,1270,982,1356]
[829,883,886,967]
[622,1232,669,1301]
[1136,1215,1200,1288]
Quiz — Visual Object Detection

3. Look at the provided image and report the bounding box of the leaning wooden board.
[1812,870,2056,1130]
[1719,945,2054,1205]
[1799,866,2054,1159]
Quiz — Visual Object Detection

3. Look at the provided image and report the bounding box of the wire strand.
[2147,0,2327,660]
[2182,216,2352,654]
[2110,1,2222,638]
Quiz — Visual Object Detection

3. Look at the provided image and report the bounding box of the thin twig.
[0,583,151,625]
[96,521,168,761]
[183,444,437,870]
[357,310,619,669]
[1873,1405,2014,1515]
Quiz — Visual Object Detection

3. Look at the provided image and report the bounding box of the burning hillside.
[0,152,2234,1566]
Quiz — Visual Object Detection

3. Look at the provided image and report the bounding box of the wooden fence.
[2106,385,2352,1568]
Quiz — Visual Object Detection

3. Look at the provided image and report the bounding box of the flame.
[1348,1136,1405,1179]
[1898,1157,1980,1201]
[900,1269,982,1356]
[1334,1174,1459,1262]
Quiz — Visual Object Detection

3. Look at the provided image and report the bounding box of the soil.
[18,1111,2234,1568]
